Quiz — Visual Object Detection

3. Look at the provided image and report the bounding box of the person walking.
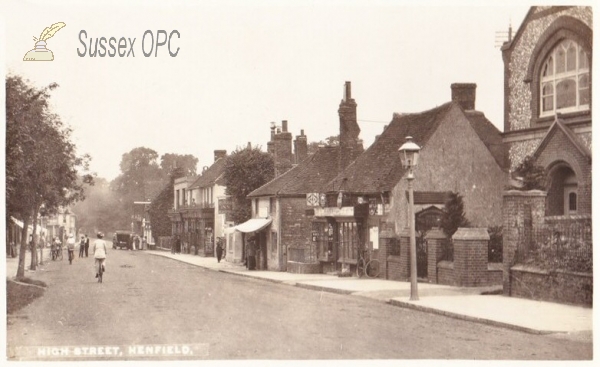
[84,234,90,257]
[93,232,108,279]
[66,234,76,265]
[79,235,85,257]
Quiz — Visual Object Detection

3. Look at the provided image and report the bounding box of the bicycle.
[97,259,105,283]
[356,249,380,278]
[55,246,63,261]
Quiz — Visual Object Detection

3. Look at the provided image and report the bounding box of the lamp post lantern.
[398,136,421,301]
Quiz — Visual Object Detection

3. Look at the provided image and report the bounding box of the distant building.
[168,150,230,256]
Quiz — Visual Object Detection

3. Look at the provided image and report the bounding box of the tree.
[6,75,93,278]
[511,155,547,191]
[112,147,165,202]
[223,145,274,224]
[441,192,470,238]
[160,153,198,177]
[307,135,339,155]
[148,166,185,243]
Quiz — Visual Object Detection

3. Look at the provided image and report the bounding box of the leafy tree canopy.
[6,74,93,277]
[307,135,339,155]
[223,145,274,224]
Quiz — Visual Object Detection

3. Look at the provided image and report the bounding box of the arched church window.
[540,39,590,116]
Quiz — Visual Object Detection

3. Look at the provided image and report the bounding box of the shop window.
[338,221,359,261]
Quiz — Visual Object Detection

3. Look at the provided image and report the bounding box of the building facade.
[313,83,507,277]
[501,6,592,216]
[245,82,362,273]
[168,150,230,256]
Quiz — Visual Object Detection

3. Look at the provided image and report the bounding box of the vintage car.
[113,230,135,250]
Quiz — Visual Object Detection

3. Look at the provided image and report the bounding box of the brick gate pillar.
[452,228,489,287]
[502,190,547,295]
[425,228,446,283]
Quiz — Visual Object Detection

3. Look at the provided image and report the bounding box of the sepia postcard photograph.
[1,0,596,365]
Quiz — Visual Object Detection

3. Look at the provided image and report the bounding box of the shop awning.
[234,218,272,233]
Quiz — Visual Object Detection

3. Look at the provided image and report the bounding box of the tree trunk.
[16,216,30,279]
[30,208,39,270]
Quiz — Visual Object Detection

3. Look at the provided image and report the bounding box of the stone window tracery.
[540,39,590,117]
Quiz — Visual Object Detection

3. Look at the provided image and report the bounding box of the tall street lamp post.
[398,136,421,301]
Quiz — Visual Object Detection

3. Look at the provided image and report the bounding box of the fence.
[288,246,317,263]
[515,220,592,273]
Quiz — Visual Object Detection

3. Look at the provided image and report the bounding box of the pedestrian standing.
[142,236,147,250]
[175,235,182,254]
[247,238,256,270]
[84,234,90,257]
[79,235,85,257]
[216,240,223,263]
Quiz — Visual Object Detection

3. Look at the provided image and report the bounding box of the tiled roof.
[464,111,508,169]
[189,158,227,189]
[248,146,340,197]
[330,102,454,194]
[328,102,506,194]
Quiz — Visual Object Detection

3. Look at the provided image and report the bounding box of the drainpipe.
[276,189,283,271]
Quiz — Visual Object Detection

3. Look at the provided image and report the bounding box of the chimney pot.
[344,81,352,101]
[282,120,288,132]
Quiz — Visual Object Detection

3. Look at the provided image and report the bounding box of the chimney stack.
[294,129,308,164]
[451,83,477,111]
[214,150,227,162]
[273,121,293,177]
[338,81,363,173]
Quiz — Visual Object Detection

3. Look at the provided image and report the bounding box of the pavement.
[6,247,593,337]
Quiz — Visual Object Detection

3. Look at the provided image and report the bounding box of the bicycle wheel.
[356,258,366,277]
[365,259,381,278]
[98,262,103,283]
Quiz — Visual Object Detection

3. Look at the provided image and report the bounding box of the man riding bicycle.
[93,232,108,279]
[51,237,62,260]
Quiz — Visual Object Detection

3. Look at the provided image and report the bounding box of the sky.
[0,0,587,181]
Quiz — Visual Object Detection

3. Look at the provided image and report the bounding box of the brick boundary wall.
[425,228,446,283]
[510,265,593,306]
[437,261,455,286]
[379,230,395,281]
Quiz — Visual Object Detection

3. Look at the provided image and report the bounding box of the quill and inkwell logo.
[23,22,66,61]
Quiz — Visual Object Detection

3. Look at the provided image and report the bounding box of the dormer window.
[540,39,590,117]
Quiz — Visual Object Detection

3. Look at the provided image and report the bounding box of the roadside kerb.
[388,298,554,335]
